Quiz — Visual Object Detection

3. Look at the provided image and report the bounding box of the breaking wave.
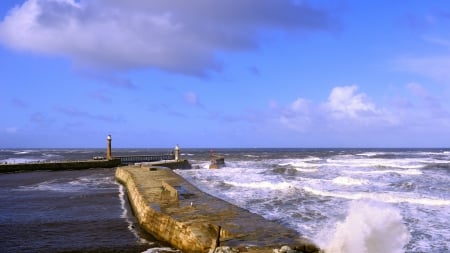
[316,201,410,253]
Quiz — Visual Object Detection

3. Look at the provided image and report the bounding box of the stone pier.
[115,164,319,253]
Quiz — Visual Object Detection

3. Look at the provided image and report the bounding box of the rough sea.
[1,148,449,253]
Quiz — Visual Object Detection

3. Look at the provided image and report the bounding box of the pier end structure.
[116,165,320,253]
[107,135,185,166]
[106,134,112,160]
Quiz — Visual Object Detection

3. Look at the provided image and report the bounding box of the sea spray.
[316,201,410,253]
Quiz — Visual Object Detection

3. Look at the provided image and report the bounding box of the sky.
[1,0,450,148]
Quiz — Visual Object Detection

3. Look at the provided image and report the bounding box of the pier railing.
[114,153,175,164]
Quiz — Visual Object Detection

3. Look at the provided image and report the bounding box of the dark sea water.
[1,148,449,253]
[0,149,177,253]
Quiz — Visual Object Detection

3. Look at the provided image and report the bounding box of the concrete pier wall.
[116,166,215,252]
[115,164,320,253]
[0,159,121,173]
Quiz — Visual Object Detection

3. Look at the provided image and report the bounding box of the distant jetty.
[0,136,188,173]
[0,159,121,173]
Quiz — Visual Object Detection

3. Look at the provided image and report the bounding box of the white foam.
[225,180,292,190]
[17,180,81,192]
[356,152,384,157]
[141,247,180,253]
[118,184,149,244]
[1,158,44,164]
[325,157,428,170]
[294,168,319,173]
[13,151,30,155]
[303,187,450,206]
[16,176,116,192]
[316,201,411,253]
[279,157,321,165]
[345,168,422,176]
[42,153,61,158]
[332,176,368,186]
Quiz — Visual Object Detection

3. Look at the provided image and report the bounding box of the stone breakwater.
[115,164,320,253]
[0,159,121,173]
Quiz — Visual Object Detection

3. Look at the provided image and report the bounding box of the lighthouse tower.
[174,144,180,161]
[106,134,112,160]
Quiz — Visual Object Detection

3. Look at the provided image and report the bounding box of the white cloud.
[323,85,378,120]
[0,0,335,76]
[275,86,401,133]
[276,97,312,132]
[290,98,310,114]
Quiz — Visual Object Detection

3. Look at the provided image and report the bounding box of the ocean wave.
[345,168,423,176]
[316,201,410,253]
[325,157,427,170]
[294,168,319,173]
[16,176,116,193]
[13,151,30,155]
[278,157,321,168]
[42,153,62,158]
[225,180,293,190]
[332,176,368,186]
[141,247,180,253]
[303,187,450,206]
[356,152,385,157]
[1,158,44,164]
[244,154,259,158]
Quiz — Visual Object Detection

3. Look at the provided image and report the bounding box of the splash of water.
[316,201,411,253]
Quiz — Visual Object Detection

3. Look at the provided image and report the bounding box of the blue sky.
[1,0,450,148]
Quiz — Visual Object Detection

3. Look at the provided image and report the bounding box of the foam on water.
[294,167,319,173]
[303,187,450,206]
[176,149,450,252]
[1,157,44,164]
[332,176,368,186]
[141,247,180,253]
[325,158,427,170]
[118,184,149,244]
[356,152,385,157]
[316,201,410,253]
[13,150,36,155]
[344,168,423,176]
[225,180,293,190]
[278,157,321,166]
[16,175,117,193]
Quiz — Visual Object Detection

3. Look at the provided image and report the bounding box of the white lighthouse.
[174,144,180,161]
[106,134,112,160]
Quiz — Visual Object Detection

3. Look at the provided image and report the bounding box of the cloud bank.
[0,0,335,76]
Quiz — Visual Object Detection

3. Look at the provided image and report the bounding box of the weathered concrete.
[0,159,121,173]
[115,165,319,253]
[141,159,192,170]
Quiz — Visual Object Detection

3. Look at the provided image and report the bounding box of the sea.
[0,148,449,253]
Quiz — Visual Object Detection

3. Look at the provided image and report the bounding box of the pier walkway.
[116,164,319,253]
[114,154,175,164]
